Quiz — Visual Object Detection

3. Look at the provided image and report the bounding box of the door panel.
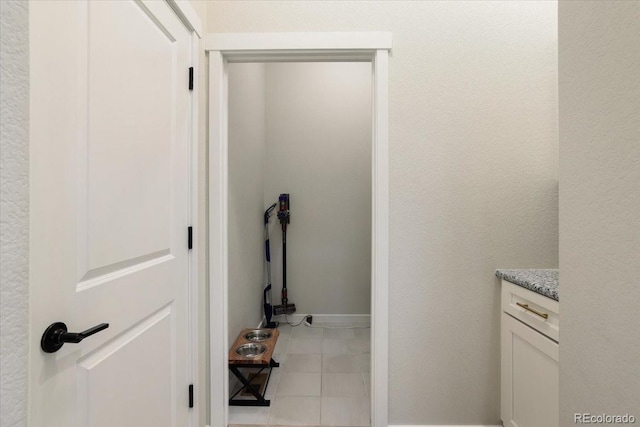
[501,313,559,427]
[86,0,175,273]
[511,332,559,427]
[29,1,193,426]
[77,306,174,427]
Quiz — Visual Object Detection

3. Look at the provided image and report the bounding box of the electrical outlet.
[306,315,313,325]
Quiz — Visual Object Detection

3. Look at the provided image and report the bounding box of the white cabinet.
[501,280,559,427]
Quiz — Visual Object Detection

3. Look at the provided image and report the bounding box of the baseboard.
[390,425,502,427]
[223,424,498,427]
[272,313,371,324]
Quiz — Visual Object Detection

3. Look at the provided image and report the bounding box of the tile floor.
[228,322,371,426]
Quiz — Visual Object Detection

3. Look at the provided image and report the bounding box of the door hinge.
[188,67,194,91]
[188,226,193,250]
[188,384,194,408]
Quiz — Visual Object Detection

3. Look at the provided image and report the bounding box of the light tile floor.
[228,322,371,426]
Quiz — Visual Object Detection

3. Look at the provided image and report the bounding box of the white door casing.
[206,33,392,427]
[29,1,200,426]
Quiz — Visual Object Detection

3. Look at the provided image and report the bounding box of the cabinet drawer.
[501,280,559,342]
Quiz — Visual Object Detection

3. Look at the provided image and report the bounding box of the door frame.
[167,3,203,427]
[206,32,392,427]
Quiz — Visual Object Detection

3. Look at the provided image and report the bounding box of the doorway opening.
[207,32,391,427]
[226,60,372,425]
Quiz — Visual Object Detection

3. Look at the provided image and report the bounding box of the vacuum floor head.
[272,304,296,316]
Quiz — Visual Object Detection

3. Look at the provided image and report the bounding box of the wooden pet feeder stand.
[228,328,280,406]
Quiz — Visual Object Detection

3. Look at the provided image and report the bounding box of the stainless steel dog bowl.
[235,343,267,357]
[244,330,272,342]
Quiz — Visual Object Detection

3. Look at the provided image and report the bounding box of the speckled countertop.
[495,269,559,301]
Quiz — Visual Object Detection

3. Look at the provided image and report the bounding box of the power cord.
[283,313,370,330]
[283,313,308,327]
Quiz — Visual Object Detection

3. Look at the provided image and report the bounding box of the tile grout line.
[320,325,325,425]
[319,351,323,426]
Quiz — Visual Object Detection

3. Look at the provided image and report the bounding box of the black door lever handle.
[41,322,109,353]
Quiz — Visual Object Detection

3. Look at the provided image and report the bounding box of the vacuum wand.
[273,194,296,316]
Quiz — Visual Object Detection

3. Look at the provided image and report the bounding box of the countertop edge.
[496,269,559,302]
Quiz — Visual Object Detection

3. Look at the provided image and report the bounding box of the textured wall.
[559,2,640,426]
[227,62,267,344]
[264,62,372,315]
[0,2,30,427]
[207,1,559,424]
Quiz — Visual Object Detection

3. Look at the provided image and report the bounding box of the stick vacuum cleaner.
[273,194,296,316]
[263,203,278,328]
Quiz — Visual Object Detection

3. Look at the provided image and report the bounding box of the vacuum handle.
[264,284,272,304]
[264,203,277,225]
[277,194,290,231]
[278,194,289,213]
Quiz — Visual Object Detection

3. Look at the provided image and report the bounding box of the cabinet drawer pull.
[516,302,549,319]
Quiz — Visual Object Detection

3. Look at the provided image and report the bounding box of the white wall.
[264,62,372,315]
[227,62,267,344]
[207,2,559,424]
[559,2,640,426]
[0,2,30,427]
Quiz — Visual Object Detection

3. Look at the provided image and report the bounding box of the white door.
[29,1,193,426]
